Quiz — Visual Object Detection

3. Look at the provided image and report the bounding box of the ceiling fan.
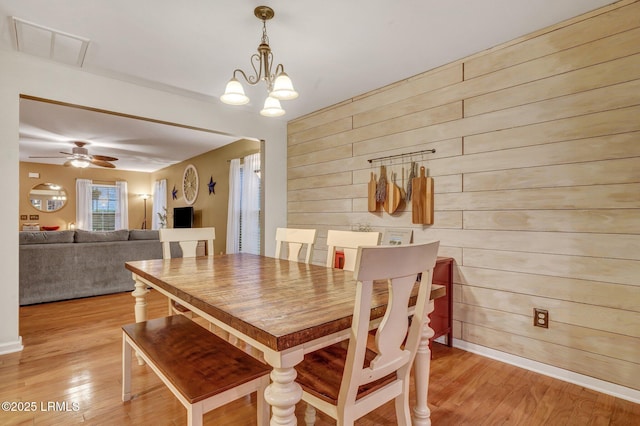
[30,141,118,168]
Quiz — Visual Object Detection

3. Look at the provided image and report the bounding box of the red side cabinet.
[430,257,453,346]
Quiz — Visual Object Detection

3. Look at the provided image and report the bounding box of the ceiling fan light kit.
[220,6,298,117]
[70,158,90,168]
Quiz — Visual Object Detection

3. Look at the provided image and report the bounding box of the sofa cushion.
[75,229,130,243]
[19,230,75,245]
[129,229,159,240]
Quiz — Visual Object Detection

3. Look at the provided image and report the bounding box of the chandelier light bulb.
[270,72,298,100]
[220,78,250,105]
[260,96,285,117]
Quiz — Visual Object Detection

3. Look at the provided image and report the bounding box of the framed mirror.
[30,182,68,212]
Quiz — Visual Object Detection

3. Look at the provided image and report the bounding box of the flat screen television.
[173,206,194,228]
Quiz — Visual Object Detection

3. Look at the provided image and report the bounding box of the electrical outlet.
[533,308,549,328]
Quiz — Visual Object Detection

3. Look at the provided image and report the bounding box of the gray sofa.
[19,229,165,305]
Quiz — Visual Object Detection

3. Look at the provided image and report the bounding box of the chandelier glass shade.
[270,72,298,100]
[220,78,249,105]
[220,6,298,117]
[260,96,285,117]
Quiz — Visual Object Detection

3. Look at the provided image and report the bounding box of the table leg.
[263,351,303,425]
[413,299,435,426]
[131,276,149,365]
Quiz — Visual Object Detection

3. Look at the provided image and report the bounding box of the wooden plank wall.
[286,0,640,391]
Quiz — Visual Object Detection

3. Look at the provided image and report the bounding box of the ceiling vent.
[10,16,90,67]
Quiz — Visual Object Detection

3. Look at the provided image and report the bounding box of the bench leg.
[187,402,203,426]
[122,336,132,402]
[257,375,271,426]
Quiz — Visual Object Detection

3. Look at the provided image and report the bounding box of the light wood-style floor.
[1,290,638,425]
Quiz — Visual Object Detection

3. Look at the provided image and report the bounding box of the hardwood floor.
[1,290,638,425]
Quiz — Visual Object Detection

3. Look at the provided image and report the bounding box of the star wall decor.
[208,177,216,195]
[172,185,178,200]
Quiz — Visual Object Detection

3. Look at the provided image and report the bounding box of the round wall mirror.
[29,182,68,212]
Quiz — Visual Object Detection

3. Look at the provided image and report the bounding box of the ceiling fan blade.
[91,158,116,168]
[92,154,118,162]
[59,151,74,156]
[29,155,66,158]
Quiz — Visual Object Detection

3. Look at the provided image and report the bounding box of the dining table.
[125,253,444,425]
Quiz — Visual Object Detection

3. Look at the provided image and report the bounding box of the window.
[91,185,118,231]
[76,179,128,231]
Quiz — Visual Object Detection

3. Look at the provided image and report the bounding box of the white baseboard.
[0,336,23,355]
[451,339,640,404]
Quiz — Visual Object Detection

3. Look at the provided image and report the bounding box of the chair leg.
[394,382,412,426]
[336,416,355,426]
[122,336,132,402]
[304,402,316,426]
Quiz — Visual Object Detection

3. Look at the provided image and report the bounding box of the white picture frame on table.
[381,228,413,245]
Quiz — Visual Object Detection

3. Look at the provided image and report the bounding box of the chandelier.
[220,6,298,117]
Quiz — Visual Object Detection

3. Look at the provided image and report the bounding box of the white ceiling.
[1,0,616,172]
[18,98,241,172]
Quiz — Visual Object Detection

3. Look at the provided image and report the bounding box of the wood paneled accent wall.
[286,1,640,392]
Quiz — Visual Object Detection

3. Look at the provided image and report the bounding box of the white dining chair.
[275,227,317,264]
[159,227,215,317]
[325,230,380,271]
[296,241,440,426]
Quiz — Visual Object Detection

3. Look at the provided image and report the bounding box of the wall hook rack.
[367,148,436,164]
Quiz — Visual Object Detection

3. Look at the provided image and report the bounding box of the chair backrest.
[325,230,380,271]
[159,228,215,259]
[274,227,317,264]
[342,241,440,407]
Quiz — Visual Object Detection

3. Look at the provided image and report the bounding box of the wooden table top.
[126,253,445,352]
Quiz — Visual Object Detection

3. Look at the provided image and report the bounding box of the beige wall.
[287,0,640,394]
[150,139,260,254]
[19,162,153,231]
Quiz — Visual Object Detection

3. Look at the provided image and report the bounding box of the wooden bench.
[122,315,271,426]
